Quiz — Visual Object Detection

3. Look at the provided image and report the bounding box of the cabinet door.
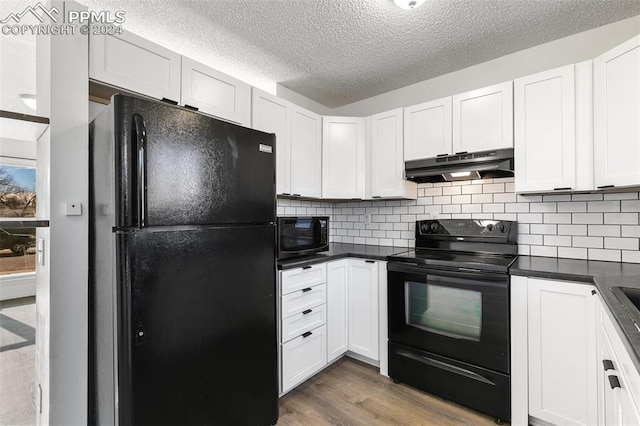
[181,57,251,126]
[453,82,513,153]
[327,260,349,363]
[404,97,452,160]
[322,117,366,199]
[281,325,327,393]
[89,29,181,102]
[347,259,378,360]
[290,106,322,198]
[514,65,576,193]
[527,279,597,426]
[594,35,640,189]
[252,89,291,195]
[370,108,416,199]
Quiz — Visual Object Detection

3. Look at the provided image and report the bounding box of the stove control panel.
[416,219,516,243]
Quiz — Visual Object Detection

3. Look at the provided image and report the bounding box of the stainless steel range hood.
[405,148,514,183]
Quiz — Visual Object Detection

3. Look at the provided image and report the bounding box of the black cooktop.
[387,248,517,273]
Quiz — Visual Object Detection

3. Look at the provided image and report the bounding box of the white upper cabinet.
[290,106,322,198]
[594,35,640,189]
[453,82,514,153]
[403,97,452,161]
[322,117,366,199]
[370,108,417,199]
[181,57,251,126]
[252,89,291,195]
[515,65,576,193]
[89,29,181,102]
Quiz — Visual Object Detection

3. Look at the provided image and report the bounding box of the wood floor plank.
[278,357,504,426]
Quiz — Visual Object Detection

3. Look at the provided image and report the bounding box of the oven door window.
[405,281,481,342]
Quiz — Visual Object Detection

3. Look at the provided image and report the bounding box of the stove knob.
[485,224,494,232]
[498,223,507,233]
[430,223,439,232]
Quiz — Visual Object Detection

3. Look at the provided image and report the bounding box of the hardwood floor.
[278,357,502,426]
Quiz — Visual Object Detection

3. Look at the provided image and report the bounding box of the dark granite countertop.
[277,243,409,270]
[512,255,640,372]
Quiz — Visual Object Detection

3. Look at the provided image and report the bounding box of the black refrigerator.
[89,94,278,426]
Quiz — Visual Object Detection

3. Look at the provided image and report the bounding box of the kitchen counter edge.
[277,243,409,270]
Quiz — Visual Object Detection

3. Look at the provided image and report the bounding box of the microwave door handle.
[133,114,147,229]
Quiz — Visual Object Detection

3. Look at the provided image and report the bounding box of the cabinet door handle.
[302,266,312,270]
[184,104,199,111]
[598,185,615,189]
[302,309,312,315]
[553,187,571,191]
[161,98,178,105]
[372,196,382,198]
[592,290,597,296]
[302,287,312,292]
[302,331,313,338]
[608,375,621,389]
[603,359,615,371]
[365,260,375,264]
[455,151,468,155]
[281,192,291,196]
[293,194,301,197]
[437,153,449,157]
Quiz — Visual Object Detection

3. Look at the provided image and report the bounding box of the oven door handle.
[396,349,496,386]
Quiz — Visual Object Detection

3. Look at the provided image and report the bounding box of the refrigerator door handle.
[133,114,147,228]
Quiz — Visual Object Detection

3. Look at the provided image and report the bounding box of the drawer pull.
[302,266,312,270]
[603,359,615,371]
[608,375,621,389]
[302,287,312,293]
[302,331,313,338]
[302,309,313,315]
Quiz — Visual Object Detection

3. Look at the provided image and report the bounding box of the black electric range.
[386,219,518,422]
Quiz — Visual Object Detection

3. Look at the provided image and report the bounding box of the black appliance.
[405,148,514,183]
[387,219,518,422]
[277,216,329,259]
[89,94,278,425]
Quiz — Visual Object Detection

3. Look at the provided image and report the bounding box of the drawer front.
[281,264,327,295]
[281,284,326,319]
[281,304,327,343]
[281,325,327,393]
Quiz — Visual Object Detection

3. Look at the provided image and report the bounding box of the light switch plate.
[64,202,82,216]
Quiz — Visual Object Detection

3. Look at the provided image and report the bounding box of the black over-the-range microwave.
[277,216,329,259]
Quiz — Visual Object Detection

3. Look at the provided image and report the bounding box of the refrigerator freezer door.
[113,95,276,228]
[117,225,278,425]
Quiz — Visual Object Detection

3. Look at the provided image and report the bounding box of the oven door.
[387,262,509,373]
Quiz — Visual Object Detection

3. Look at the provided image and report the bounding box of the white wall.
[332,15,640,116]
[276,84,334,116]
[36,1,89,424]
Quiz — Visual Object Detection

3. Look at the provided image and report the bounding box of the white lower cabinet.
[281,325,327,393]
[511,276,598,426]
[327,260,349,363]
[348,259,379,361]
[597,298,640,426]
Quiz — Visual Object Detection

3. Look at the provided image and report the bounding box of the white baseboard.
[0,272,36,301]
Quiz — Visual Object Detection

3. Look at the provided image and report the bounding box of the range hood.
[405,148,514,183]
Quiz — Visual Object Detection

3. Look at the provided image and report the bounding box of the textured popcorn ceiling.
[2,1,640,112]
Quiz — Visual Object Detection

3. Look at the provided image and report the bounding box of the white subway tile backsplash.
[588,225,621,237]
[558,247,588,260]
[588,248,621,262]
[531,245,557,257]
[557,202,587,213]
[622,250,640,263]
[544,235,572,247]
[588,200,621,212]
[531,224,557,235]
[604,237,639,251]
[286,178,640,264]
[442,186,462,195]
[557,224,588,236]
[573,236,604,248]
[572,213,604,224]
[604,213,639,225]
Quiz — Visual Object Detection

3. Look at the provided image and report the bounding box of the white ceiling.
[1,0,640,113]
[77,0,640,108]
